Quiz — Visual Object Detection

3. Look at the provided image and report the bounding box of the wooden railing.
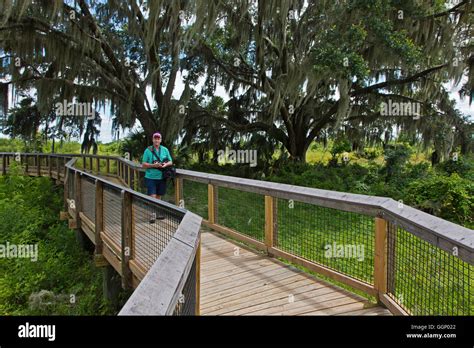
[112,153,473,316]
[0,152,202,316]
[1,152,473,315]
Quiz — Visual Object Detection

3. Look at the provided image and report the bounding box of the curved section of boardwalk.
[200,231,391,316]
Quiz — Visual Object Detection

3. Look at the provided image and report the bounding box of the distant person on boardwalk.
[141,132,173,222]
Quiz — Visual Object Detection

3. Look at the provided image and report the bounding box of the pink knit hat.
[152,132,161,138]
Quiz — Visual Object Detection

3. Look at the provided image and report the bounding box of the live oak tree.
[192,0,474,161]
[0,0,205,147]
[0,0,472,162]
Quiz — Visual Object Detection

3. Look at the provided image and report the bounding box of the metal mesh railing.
[132,195,182,271]
[81,176,96,222]
[276,198,375,285]
[182,179,208,220]
[173,256,197,315]
[217,186,265,242]
[103,186,123,251]
[387,223,473,315]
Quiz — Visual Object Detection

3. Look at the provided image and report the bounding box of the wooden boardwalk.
[200,231,391,316]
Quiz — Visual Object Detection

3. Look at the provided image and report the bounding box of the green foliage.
[382,143,413,179]
[0,165,117,315]
[329,135,352,166]
[120,131,148,161]
[436,156,474,180]
[405,174,474,228]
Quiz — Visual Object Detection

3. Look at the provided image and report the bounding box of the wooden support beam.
[121,190,133,289]
[94,254,109,267]
[36,154,40,176]
[63,167,69,211]
[208,184,216,224]
[56,157,60,178]
[175,177,183,207]
[133,170,138,191]
[106,158,110,174]
[195,240,201,315]
[63,157,67,180]
[48,155,52,177]
[95,180,104,263]
[68,219,77,229]
[74,171,82,230]
[59,211,69,220]
[374,217,388,303]
[96,157,100,174]
[264,195,276,254]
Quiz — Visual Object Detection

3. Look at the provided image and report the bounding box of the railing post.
[56,157,60,179]
[63,157,68,180]
[106,158,110,174]
[89,156,93,172]
[127,164,131,187]
[121,190,133,289]
[195,240,201,315]
[96,157,100,174]
[208,184,217,224]
[24,154,28,173]
[94,180,108,267]
[175,177,183,207]
[82,155,86,170]
[374,217,388,303]
[1,154,5,175]
[63,168,69,211]
[48,155,52,177]
[133,169,138,190]
[72,171,82,231]
[265,195,276,255]
[36,154,41,176]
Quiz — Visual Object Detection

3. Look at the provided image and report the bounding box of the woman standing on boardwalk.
[141,132,173,222]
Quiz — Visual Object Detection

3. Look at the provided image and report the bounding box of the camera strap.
[149,146,161,163]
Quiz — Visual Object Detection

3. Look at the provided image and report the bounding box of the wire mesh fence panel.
[276,198,374,285]
[39,156,48,172]
[124,165,129,185]
[387,223,473,315]
[161,179,175,205]
[27,156,35,173]
[103,186,123,250]
[132,195,183,271]
[109,160,118,175]
[173,257,197,316]
[134,171,146,194]
[182,179,208,220]
[80,176,96,222]
[217,186,265,242]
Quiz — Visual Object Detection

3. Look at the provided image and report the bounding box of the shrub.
[405,173,474,228]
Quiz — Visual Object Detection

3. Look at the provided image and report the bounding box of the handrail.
[1,152,472,316]
[87,153,472,264]
[119,212,201,315]
[0,152,202,315]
